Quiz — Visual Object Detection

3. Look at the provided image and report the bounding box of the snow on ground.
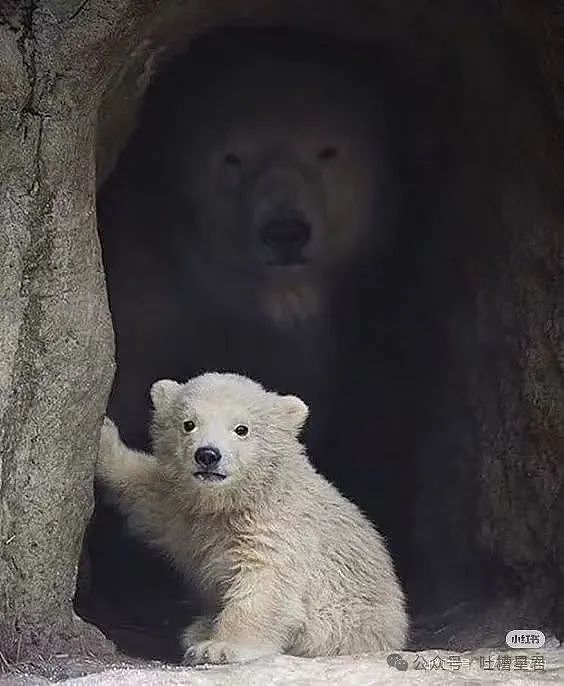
[4,649,563,686]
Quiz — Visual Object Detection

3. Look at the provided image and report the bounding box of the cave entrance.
[77,8,562,662]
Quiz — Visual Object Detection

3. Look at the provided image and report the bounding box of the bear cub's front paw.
[96,416,122,485]
[183,639,275,666]
[100,416,120,452]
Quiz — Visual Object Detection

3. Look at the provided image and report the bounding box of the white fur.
[97,372,408,664]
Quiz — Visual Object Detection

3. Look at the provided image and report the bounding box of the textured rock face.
[0,2,118,661]
[0,0,562,668]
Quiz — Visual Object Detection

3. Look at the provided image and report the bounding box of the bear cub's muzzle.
[193,446,227,482]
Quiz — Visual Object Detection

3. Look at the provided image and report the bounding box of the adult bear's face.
[176,57,388,326]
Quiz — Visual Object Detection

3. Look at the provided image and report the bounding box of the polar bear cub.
[97,372,407,664]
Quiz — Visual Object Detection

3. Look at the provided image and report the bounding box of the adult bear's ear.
[280,394,309,433]
[150,379,181,414]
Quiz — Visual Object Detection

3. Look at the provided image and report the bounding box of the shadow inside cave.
[75,21,544,660]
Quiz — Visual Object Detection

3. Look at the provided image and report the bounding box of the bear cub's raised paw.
[99,416,119,451]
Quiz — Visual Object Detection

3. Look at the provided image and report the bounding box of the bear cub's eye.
[183,420,196,433]
[234,424,249,437]
[317,146,338,161]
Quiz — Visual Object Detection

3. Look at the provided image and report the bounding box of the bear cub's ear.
[280,394,309,432]
[150,379,181,413]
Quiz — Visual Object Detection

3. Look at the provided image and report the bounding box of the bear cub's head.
[149,373,309,497]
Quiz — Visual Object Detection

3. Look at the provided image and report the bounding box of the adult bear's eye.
[234,424,249,437]
[223,152,242,167]
[183,420,196,433]
[317,146,338,161]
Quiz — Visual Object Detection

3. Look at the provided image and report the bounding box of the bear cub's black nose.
[194,446,221,468]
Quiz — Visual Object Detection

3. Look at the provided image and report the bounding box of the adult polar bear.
[173,33,390,327]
